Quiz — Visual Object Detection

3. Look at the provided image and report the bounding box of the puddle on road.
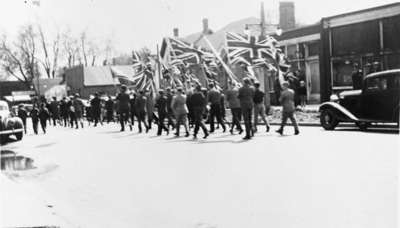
[1,150,35,171]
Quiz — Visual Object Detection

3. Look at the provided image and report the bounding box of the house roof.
[277,23,321,41]
[322,2,400,21]
[184,17,261,50]
[83,66,120,86]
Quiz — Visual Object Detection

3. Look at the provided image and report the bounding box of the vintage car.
[0,100,24,141]
[319,69,400,130]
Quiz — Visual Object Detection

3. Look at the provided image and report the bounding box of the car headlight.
[330,94,339,102]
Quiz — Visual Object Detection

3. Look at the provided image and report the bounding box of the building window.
[332,58,358,87]
[383,15,400,51]
[331,20,380,56]
[287,44,297,60]
[307,42,319,57]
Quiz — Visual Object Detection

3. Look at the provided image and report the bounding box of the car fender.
[319,102,359,121]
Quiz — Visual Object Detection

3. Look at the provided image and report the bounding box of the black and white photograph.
[0,0,399,227]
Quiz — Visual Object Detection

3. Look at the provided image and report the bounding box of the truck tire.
[320,109,339,130]
[15,132,23,141]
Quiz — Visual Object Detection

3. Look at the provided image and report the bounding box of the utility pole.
[260,2,266,39]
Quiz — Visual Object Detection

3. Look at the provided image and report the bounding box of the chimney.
[173,28,179,38]
[202,18,209,34]
[279,1,295,31]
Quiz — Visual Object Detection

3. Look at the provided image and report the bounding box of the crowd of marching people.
[16,75,299,140]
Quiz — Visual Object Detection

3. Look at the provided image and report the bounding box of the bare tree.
[0,25,40,89]
[61,29,80,68]
[103,38,114,65]
[38,25,60,78]
[80,31,88,66]
[87,40,99,66]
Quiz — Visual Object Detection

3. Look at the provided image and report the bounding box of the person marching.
[155,89,169,136]
[207,83,226,133]
[49,97,60,126]
[238,78,255,140]
[165,87,175,130]
[30,104,40,134]
[226,81,243,134]
[145,89,155,129]
[38,103,50,134]
[17,104,28,134]
[116,85,132,131]
[191,85,209,139]
[105,95,114,123]
[59,97,69,127]
[253,81,270,133]
[72,93,85,129]
[135,90,149,133]
[171,87,189,137]
[90,93,101,127]
[276,81,300,135]
[129,91,136,127]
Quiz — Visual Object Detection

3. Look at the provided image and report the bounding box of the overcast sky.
[0,0,397,54]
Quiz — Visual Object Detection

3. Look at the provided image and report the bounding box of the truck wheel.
[15,132,23,141]
[320,109,339,130]
[356,122,370,131]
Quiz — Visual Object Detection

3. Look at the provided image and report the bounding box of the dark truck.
[319,69,400,130]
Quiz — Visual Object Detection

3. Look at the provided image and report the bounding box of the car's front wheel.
[15,132,23,141]
[320,109,339,130]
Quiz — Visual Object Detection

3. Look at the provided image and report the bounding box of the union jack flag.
[225,32,278,66]
[132,50,143,68]
[165,37,203,64]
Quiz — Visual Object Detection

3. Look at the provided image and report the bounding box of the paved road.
[1,123,399,228]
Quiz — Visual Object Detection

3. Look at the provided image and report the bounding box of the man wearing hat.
[145,88,155,129]
[165,87,175,130]
[276,81,299,135]
[117,85,132,131]
[253,81,270,133]
[135,90,149,133]
[155,89,169,136]
[238,77,255,139]
[191,85,209,139]
[226,81,243,134]
[90,92,102,127]
[171,87,189,137]
[207,83,226,133]
[72,93,85,129]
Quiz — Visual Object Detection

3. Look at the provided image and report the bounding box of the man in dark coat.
[105,95,114,123]
[129,92,136,127]
[90,93,101,127]
[191,85,209,139]
[165,87,175,130]
[116,85,132,131]
[17,104,28,134]
[49,97,59,126]
[38,103,50,134]
[30,104,40,134]
[59,97,69,127]
[207,83,226,133]
[155,90,169,136]
[238,77,255,140]
[134,90,149,133]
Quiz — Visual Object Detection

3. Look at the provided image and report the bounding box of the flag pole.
[202,35,239,84]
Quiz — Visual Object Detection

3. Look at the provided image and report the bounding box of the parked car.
[319,69,400,130]
[0,100,24,142]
